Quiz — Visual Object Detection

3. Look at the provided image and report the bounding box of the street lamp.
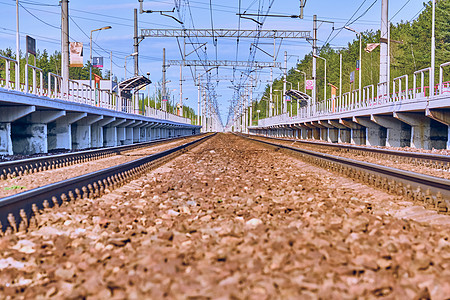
[90,26,112,88]
[257,110,261,122]
[274,89,283,115]
[124,52,138,79]
[260,97,269,118]
[294,69,307,93]
[313,55,327,102]
[344,26,362,103]
[145,72,150,115]
[286,81,294,116]
[286,81,293,90]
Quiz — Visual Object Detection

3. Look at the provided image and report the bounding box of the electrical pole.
[312,15,317,116]
[197,85,200,126]
[249,76,253,128]
[162,48,166,111]
[339,51,342,100]
[379,0,388,96]
[134,8,139,76]
[431,0,435,96]
[61,0,69,98]
[270,68,273,117]
[179,65,183,116]
[110,51,113,96]
[15,0,20,91]
[283,51,287,114]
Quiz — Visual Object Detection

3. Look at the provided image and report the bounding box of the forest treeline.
[253,0,450,121]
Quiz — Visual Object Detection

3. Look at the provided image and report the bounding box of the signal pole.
[431,0,435,95]
[61,0,69,97]
[312,15,317,116]
[15,0,20,91]
[134,8,139,76]
[162,48,166,111]
[379,0,388,95]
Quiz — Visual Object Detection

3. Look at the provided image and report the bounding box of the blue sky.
[0,0,429,122]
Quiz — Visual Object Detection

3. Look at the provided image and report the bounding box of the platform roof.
[118,76,152,98]
[286,89,310,107]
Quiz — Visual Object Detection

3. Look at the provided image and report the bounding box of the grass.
[4,185,26,190]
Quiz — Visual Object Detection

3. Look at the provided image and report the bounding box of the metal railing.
[439,62,450,95]
[376,81,389,103]
[0,60,193,125]
[47,72,62,99]
[361,84,374,108]
[0,54,19,91]
[393,74,409,101]
[257,61,450,127]
[24,64,44,95]
[413,67,431,98]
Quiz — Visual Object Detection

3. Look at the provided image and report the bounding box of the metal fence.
[0,57,192,125]
[257,61,450,126]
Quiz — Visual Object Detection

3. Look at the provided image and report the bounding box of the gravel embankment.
[0,133,449,299]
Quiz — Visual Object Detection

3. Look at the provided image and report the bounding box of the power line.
[346,0,379,27]
[18,2,60,29]
[390,0,412,21]
[409,4,425,23]
[323,0,370,46]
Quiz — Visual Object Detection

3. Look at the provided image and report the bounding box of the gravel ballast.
[0,133,449,299]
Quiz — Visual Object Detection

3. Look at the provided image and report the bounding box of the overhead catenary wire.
[322,0,371,47]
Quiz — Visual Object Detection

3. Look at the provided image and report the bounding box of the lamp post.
[124,52,138,79]
[90,26,112,88]
[145,72,150,115]
[313,55,327,102]
[274,90,283,115]
[344,26,362,103]
[261,97,269,118]
[273,94,278,116]
[294,69,307,93]
[285,81,295,117]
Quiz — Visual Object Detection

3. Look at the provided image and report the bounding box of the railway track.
[239,134,450,215]
[246,134,450,177]
[1,133,448,298]
[0,134,214,233]
[0,134,203,180]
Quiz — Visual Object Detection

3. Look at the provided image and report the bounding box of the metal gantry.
[168,60,281,68]
[138,28,312,132]
[141,29,311,39]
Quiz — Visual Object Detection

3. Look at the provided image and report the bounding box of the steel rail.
[0,134,204,179]
[0,134,214,232]
[241,134,450,213]
[248,134,450,165]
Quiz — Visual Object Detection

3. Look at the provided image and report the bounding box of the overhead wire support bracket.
[239,15,263,26]
[138,1,184,24]
[186,43,207,57]
[237,13,301,19]
[251,43,274,58]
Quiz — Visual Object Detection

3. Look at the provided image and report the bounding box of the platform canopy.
[286,89,310,107]
[118,76,152,98]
